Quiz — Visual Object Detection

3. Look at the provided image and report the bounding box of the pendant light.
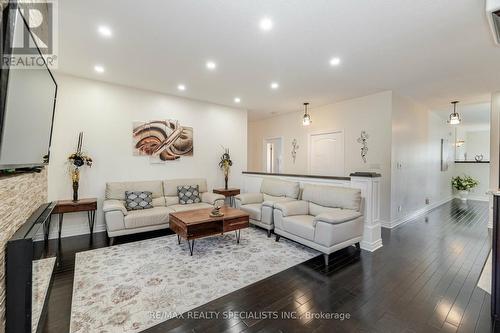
[302,102,312,126]
[448,101,461,125]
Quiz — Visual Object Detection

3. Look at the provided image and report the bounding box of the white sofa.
[273,183,363,266]
[102,178,224,242]
[234,178,300,236]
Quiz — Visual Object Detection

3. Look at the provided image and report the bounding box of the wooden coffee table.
[169,206,250,255]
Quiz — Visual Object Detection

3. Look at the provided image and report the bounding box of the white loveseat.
[102,178,224,242]
[234,178,300,236]
[273,183,363,265]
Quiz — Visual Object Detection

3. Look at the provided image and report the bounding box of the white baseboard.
[385,196,453,229]
[33,223,107,242]
[360,239,383,252]
[453,195,489,202]
[380,220,392,228]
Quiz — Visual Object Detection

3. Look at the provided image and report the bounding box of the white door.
[264,138,283,173]
[309,131,345,176]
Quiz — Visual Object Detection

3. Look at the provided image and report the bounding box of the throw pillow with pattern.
[177,185,201,205]
[125,191,153,211]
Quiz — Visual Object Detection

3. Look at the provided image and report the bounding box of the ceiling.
[56,0,500,119]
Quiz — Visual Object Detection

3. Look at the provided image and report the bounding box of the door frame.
[262,136,284,173]
[308,129,345,176]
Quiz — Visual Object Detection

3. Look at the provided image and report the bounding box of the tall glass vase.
[224,166,229,190]
[73,181,79,202]
[71,169,80,202]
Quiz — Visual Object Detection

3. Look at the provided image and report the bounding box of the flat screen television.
[0,3,57,170]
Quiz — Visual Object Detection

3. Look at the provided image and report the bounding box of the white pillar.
[350,175,383,252]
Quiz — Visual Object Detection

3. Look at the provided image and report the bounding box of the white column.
[490,92,500,229]
[350,175,383,252]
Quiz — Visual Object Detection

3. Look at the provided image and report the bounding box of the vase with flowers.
[451,175,478,201]
[218,147,233,190]
[68,132,93,202]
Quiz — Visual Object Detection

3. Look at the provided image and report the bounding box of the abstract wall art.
[133,120,193,162]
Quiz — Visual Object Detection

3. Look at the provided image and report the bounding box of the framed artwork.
[132,120,193,162]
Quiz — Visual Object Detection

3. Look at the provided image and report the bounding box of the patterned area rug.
[33,257,56,333]
[70,228,318,333]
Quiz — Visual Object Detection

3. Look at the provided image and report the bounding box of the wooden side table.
[213,188,240,207]
[50,198,97,241]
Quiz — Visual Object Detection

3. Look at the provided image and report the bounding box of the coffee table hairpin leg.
[188,239,195,256]
[87,210,96,235]
[235,230,241,244]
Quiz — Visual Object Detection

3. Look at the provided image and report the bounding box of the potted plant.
[68,132,93,202]
[218,147,232,190]
[451,175,478,201]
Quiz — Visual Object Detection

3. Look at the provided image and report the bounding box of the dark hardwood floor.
[36,199,493,333]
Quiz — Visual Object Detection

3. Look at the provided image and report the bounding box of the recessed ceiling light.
[177,84,186,91]
[94,65,105,73]
[234,97,241,103]
[206,61,217,70]
[329,57,341,66]
[270,82,279,90]
[259,17,273,31]
[97,25,112,38]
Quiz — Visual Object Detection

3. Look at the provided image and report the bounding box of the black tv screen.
[0,4,57,170]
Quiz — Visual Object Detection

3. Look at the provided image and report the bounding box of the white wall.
[248,91,393,223]
[456,126,490,161]
[489,92,500,227]
[465,130,490,161]
[491,92,500,191]
[390,96,455,226]
[47,74,247,238]
[452,128,490,202]
[247,91,458,227]
[427,112,456,206]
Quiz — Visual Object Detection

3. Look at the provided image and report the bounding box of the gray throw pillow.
[125,191,153,211]
[177,185,201,205]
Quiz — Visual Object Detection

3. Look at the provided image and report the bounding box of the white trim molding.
[351,175,382,252]
[262,136,284,173]
[33,221,107,241]
[384,196,453,229]
[453,195,489,202]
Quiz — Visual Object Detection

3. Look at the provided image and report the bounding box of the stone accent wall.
[0,169,47,333]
